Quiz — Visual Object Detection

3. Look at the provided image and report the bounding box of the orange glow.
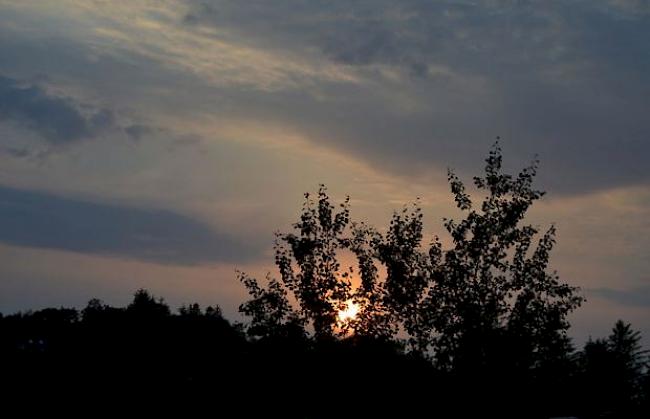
[337,299,360,323]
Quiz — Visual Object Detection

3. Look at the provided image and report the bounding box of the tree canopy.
[239,144,584,373]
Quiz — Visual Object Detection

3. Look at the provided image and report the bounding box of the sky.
[0,0,649,345]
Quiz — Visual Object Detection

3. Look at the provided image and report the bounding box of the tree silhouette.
[238,273,305,341]
[235,143,588,416]
[578,320,649,416]
[239,144,584,367]
[127,288,171,318]
[427,144,584,375]
[609,320,648,394]
[240,187,353,341]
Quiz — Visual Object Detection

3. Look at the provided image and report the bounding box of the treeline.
[0,291,648,417]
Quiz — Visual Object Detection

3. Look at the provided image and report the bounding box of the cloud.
[0,145,32,159]
[605,0,650,16]
[0,185,261,265]
[590,286,650,308]
[179,0,650,195]
[1,0,650,196]
[4,1,650,196]
[123,124,153,141]
[0,75,115,144]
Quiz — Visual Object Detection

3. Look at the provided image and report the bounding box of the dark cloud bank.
[184,0,650,195]
[0,75,152,146]
[591,286,650,308]
[0,185,259,265]
[0,75,114,144]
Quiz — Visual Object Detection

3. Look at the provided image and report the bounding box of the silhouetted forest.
[2,146,648,417]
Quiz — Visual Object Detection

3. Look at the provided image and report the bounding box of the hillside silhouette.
[2,145,649,417]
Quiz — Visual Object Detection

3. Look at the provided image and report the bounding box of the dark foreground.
[2,293,648,418]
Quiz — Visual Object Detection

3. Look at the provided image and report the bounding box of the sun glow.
[337,299,360,323]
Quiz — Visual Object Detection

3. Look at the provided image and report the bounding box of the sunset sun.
[337,299,360,323]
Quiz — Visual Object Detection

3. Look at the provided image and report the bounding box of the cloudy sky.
[1,0,649,344]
